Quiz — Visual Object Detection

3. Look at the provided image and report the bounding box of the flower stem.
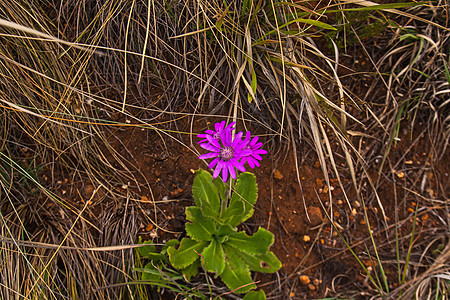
[221,177,234,215]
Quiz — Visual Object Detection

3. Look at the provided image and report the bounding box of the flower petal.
[252,153,262,161]
[221,129,232,147]
[209,157,220,169]
[253,142,263,149]
[251,136,259,146]
[206,134,221,149]
[254,149,268,155]
[253,159,260,167]
[213,161,223,178]
[238,149,253,157]
[232,159,246,172]
[231,132,243,148]
[245,131,251,141]
[199,152,219,160]
[226,122,236,131]
[215,120,225,132]
[228,163,236,179]
[200,142,220,152]
[233,141,246,152]
[222,163,228,182]
[247,157,256,169]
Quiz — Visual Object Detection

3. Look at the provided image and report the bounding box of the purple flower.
[240,131,267,168]
[198,127,251,182]
[197,120,236,144]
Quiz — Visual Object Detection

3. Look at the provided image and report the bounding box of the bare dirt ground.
[62,114,446,299]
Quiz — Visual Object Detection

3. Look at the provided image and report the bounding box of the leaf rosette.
[168,169,281,294]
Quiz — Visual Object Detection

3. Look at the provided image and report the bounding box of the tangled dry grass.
[0,0,448,299]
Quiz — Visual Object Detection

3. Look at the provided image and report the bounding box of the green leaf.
[185,207,216,241]
[141,263,163,282]
[289,18,336,31]
[257,18,336,43]
[139,262,182,281]
[146,252,165,262]
[225,245,282,273]
[137,236,156,258]
[247,60,258,103]
[243,290,266,300]
[192,169,221,219]
[227,228,274,255]
[213,176,226,203]
[221,172,257,227]
[215,224,236,243]
[443,59,450,85]
[162,239,180,254]
[167,238,207,269]
[221,248,255,294]
[335,2,424,12]
[160,239,180,263]
[202,239,225,275]
[180,258,201,281]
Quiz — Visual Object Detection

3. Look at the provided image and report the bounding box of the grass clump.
[1,0,449,299]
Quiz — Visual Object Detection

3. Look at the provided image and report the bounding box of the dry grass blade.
[0,18,105,55]
[339,0,450,31]
[1,0,448,298]
[0,1,160,298]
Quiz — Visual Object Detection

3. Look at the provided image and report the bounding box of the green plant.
[136,122,280,298]
[168,169,281,296]
[136,238,184,283]
[137,169,281,298]
[135,238,209,299]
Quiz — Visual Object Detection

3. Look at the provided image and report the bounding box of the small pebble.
[396,171,405,178]
[299,275,310,285]
[306,206,323,226]
[273,169,283,180]
[145,224,154,232]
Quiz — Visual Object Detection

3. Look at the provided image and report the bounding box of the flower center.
[220,147,234,161]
